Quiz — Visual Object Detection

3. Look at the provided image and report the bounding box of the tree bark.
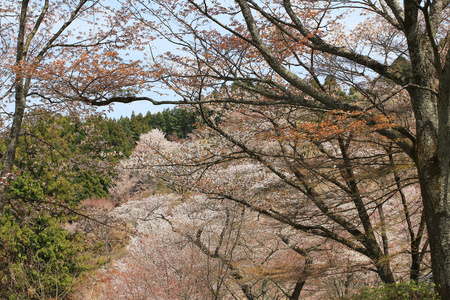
[0,0,29,223]
[418,169,450,298]
[417,72,450,299]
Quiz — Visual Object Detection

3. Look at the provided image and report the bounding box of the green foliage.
[8,175,46,202]
[347,281,440,300]
[103,118,134,157]
[9,110,119,203]
[0,211,87,299]
[102,107,197,158]
[73,170,110,200]
[0,110,119,299]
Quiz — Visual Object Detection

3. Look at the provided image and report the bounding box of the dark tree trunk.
[0,0,29,223]
[419,176,450,299]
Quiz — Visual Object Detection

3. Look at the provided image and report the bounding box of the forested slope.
[0,107,196,299]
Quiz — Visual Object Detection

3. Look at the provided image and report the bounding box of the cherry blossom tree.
[92,0,450,295]
[110,128,427,298]
[84,191,313,299]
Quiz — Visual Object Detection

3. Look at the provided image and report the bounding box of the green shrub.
[347,281,440,300]
[0,212,87,299]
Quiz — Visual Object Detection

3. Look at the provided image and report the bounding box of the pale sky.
[105,101,170,119]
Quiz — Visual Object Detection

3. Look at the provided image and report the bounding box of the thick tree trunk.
[405,3,450,290]
[419,177,450,299]
[0,0,29,223]
[413,103,450,297]
[0,86,26,223]
[376,260,396,284]
[415,82,450,297]
[417,39,450,299]
[0,91,26,223]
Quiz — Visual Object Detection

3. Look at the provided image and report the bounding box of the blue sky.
[102,1,367,119]
[104,101,170,119]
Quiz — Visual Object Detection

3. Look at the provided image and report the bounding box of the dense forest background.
[0,107,197,299]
